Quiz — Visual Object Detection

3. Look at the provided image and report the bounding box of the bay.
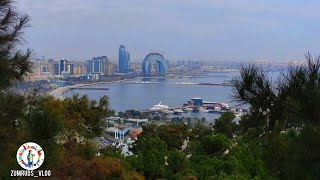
[64,72,239,121]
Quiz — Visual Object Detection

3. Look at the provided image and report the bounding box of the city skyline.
[18,0,320,62]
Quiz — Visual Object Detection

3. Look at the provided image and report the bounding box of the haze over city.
[3,0,320,179]
[18,0,320,62]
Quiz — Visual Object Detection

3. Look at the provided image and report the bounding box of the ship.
[149,102,169,111]
[199,107,209,113]
[173,109,183,115]
[208,106,223,114]
[163,109,174,114]
[184,107,193,112]
[192,108,200,113]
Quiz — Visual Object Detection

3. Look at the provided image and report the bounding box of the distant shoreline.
[48,79,132,99]
[47,72,236,99]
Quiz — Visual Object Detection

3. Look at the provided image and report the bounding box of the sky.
[17,0,320,62]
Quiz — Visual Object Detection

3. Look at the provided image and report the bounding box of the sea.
[64,72,239,122]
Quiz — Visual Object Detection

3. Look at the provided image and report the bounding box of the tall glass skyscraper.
[119,45,128,73]
[126,51,130,71]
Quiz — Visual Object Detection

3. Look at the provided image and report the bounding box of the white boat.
[208,106,222,114]
[184,107,193,112]
[149,102,169,111]
[163,109,174,114]
[199,109,209,113]
[173,109,183,115]
[214,106,222,111]
[199,107,209,113]
[220,103,229,108]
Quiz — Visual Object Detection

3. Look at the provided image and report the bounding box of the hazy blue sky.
[18,0,320,62]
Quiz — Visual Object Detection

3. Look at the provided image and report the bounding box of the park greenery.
[1,0,320,179]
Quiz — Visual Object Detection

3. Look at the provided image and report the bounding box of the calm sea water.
[64,72,238,121]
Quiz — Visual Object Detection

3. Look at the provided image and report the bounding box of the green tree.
[37,94,110,138]
[0,0,32,90]
[200,134,231,155]
[167,150,187,174]
[25,108,63,141]
[187,154,222,179]
[189,124,213,141]
[137,124,188,150]
[227,139,268,179]
[131,137,167,179]
[233,53,320,135]
[233,53,320,179]
[214,112,237,138]
[0,0,32,177]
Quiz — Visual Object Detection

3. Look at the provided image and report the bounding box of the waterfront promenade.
[48,80,127,99]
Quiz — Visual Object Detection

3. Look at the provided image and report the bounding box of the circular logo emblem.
[16,142,45,170]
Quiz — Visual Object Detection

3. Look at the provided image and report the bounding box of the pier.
[69,87,110,90]
[124,81,233,86]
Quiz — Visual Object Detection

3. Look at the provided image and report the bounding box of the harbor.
[148,97,248,117]
[64,72,237,112]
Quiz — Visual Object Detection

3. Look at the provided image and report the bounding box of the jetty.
[125,81,233,86]
[69,87,109,90]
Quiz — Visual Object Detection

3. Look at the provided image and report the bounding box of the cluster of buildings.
[29,45,136,81]
[176,60,204,67]
[29,44,171,81]
[29,56,116,81]
[29,45,246,81]
[29,45,133,81]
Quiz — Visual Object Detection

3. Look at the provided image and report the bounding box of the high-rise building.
[66,64,74,75]
[54,63,60,75]
[119,45,127,73]
[104,63,115,75]
[86,56,107,75]
[86,60,92,74]
[119,45,131,73]
[126,51,130,71]
[93,58,101,73]
[54,59,74,76]
[60,59,66,74]
[131,63,142,72]
[73,62,86,76]
[48,59,54,74]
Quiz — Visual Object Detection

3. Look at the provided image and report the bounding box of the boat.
[214,106,222,111]
[199,107,209,113]
[208,106,222,114]
[173,109,183,115]
[199,109,209,113]
[149,102,169,111]
[192,108,200,113]
[219,103,229,108]
[184,107,193,112]
[163,109,174,114]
